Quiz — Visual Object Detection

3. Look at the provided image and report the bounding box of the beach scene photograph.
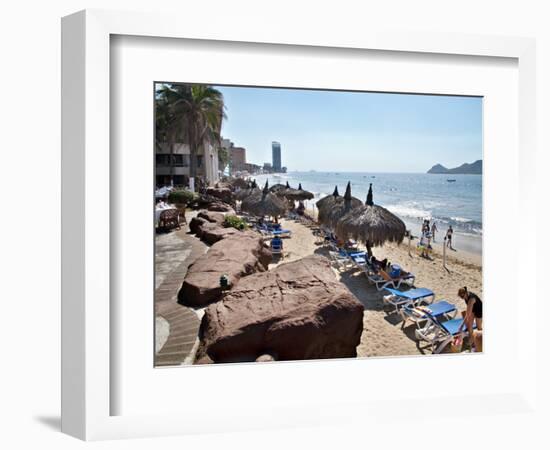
[154,83,483,366]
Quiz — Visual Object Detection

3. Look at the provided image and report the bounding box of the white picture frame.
[61,9,538,441]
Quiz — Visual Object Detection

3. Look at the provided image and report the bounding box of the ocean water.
[254,171,483,253]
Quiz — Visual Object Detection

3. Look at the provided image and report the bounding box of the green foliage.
[224,215,248,230]
[167,189,196,205]
[155,83,226,179]
[218,146,229,172]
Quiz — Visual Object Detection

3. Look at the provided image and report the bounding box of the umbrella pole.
[443,237,447,269]
[408,231,411,257]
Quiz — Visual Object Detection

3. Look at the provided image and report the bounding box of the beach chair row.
[327,247,416,292]
[255,222,292,239]
[323,235,472,354]
[382,287,475,354]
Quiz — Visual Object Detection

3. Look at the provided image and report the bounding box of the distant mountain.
[427,160,482,175]
[427,163,449,174]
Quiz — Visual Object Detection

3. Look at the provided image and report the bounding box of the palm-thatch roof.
[241,181,288,218]
[230,178,249,189]
[268,183,288,193]
[317,182,363,226]
[277,182,314,202]
[235,187,260,201]
[335,183,406,253]
[316,185,340,210]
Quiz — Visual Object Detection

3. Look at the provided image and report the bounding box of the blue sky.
[216,85,482,173]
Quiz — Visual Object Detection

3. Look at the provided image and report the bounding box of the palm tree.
[155,84,183,185]
[155,83,226,184]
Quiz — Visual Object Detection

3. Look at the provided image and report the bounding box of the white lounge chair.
[414,315,475,354]
[328,251,352,271]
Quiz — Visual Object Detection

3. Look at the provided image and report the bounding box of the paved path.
[154,216,208,366]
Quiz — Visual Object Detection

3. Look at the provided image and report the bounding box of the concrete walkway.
[155,215,208,366]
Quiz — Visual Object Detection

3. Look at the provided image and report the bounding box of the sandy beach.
[272,215,482,357]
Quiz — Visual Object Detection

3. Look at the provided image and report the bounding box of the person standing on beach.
[457,287,483,352]
[446,225,453,249]
[431,221,438,242]
[421,220,429,237]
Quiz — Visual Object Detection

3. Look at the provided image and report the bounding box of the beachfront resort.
[154,83,483,366]
[155,178,483,365]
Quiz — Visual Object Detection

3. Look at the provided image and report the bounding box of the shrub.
[224,215,248,230]
[168,189,196,205]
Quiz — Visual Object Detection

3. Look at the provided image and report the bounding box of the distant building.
[263,162,273,173]
[230,147,247,173]
[272,141,282,172]
[156,142,219,187]
[244,163,261,174]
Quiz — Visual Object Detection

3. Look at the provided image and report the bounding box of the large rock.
[201,227,240,245]
[208,203,235,214]
[189,216,218,238]
[189,210,244,244]
[206,187,234,205]
[178,233,271,307]
[199,255,364,362]
[197,210,226,225]
[189,210,226,239]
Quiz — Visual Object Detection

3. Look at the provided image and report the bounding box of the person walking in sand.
[431,221,438,242]
[446,225,454,249]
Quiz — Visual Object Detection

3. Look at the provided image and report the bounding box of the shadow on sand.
[314,245,430,352]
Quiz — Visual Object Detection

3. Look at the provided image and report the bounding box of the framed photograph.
[62,9,538,441]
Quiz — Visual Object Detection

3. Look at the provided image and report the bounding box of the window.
[155,154,189,167]
[196,155,203,168]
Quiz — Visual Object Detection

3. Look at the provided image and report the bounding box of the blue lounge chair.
[349,252,368,268]
[270,237,283,256]
[271,229,292,238]
[365,267,416,291]
[329,250,352,271]
[382,287,435,313]
[401,300,457,328]
[415,316,477,354]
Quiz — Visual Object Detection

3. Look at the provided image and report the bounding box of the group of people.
[421,219,455,250]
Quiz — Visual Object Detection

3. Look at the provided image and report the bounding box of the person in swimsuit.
[458,286,483,351]
[446,225,454,249]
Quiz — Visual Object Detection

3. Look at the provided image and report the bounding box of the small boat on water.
[447,179,456,182]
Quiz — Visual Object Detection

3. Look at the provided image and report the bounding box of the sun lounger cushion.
[384,287,433,300]
[416,301,455,317]
[440,318,476,335]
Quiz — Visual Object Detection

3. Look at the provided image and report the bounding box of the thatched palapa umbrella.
[235,186,260,201]
[280,182,314,202]
[241,181,287,218]
[335,183,406,257]
[234,180,260,201]
[316,185,340,211]
[317,182,362,226]
[230,177,249,190]
[268,183,288,194]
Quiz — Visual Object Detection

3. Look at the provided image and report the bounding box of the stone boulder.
[178,233,271,307]
[188,216,218,238]
[190,194,225,210]
[199,255,364,363]
[201,226,240,245]
[208,203,235,214]
[197,210,226,226]
[206,187,234,205]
